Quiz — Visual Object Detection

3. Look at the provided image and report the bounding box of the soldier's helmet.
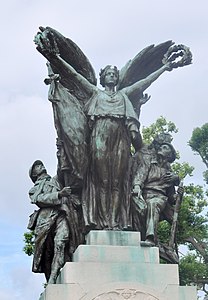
[29,160,44,183]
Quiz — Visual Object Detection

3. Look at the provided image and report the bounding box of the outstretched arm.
[123,63,171,97]
[121,43,192,99]
[52,54,97,96]
[34,28,97,97]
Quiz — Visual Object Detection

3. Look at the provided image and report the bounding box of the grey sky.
[0,1,207,299]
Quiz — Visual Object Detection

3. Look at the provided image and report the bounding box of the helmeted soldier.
[132,142,181,246]
[28,160,72,284]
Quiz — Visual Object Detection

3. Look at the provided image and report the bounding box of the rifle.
[169,181,184,249]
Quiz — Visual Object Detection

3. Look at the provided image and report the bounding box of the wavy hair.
[99,65,119,87]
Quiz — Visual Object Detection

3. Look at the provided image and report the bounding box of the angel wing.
[117,41,192,115]
[34,26,97,186]
[35,26,97,102]
[117,40,173,111]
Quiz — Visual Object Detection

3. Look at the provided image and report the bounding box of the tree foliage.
[142,116,178,144]
[179,254,208,294]
[189,123,208,170]
[23,231,35,256]
[177,185,208,242]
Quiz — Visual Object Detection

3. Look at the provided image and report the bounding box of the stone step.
[40,282,196,300]
[86,230,141,246]
[73,244,159,263]
[164,285,197,300]
[57,261,179,290]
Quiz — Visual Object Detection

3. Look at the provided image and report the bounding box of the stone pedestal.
[39,231,196,300]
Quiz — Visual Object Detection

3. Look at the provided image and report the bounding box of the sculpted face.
[157,144,172,159]
[104,69,118,86]
[33,163,46,177]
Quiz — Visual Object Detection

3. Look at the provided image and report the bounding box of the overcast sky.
[0,1,208,299]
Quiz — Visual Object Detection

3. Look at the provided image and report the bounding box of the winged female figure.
[34,26,192,231]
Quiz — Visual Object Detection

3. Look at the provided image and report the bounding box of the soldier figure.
[132,142,181,246]
[28,160,72,284]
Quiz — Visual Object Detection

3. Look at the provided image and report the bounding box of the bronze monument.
[28,26,192,282]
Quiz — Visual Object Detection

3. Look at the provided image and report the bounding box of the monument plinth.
[39,231,196,300]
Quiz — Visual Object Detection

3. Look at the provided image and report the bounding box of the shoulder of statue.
[91,87,99,97]
[29,176,50,197]
[85,88,99,107]
[35,175,51,185]
[46,175,61,190]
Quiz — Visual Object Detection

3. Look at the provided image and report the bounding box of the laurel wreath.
[34,29,60,56]
[162,44,192,69]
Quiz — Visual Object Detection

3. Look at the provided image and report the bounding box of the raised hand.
[139,93,151,105]
[162,172,179,184]
[162,44,192,71]
[58,186,71,198]
[34,26,59,56]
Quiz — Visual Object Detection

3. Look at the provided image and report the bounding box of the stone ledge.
[86,230,141,246]
[73,244,159,263]
[57,261,179,290]
[164,284,197,300]
[39,283,85,300]
[41,281,196,300]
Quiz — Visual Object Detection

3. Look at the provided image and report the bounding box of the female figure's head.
[99,65,119,87]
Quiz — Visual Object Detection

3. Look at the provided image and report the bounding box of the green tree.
[23,231,35,256]
[179,254,208,295]
[142,116,178,144]
[189,123,208,183]
[189,123,208,168]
